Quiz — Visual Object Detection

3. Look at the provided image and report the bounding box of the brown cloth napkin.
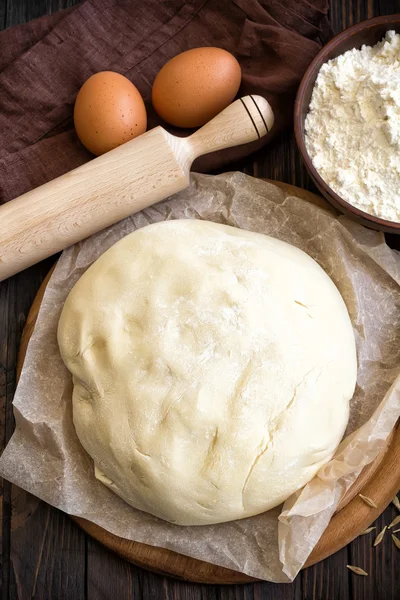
[0,0,332,205]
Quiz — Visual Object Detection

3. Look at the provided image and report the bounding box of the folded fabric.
[0,0,332,204]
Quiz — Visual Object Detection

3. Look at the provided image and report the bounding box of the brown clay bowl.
[294,15,400,234]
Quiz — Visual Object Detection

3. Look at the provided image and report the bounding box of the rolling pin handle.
[185,95,274,163]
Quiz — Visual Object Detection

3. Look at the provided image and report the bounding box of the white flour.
[305,30,400,222]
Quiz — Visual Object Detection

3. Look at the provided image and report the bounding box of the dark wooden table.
[1,1,400,599]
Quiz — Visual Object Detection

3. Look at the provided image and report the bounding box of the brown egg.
[74,71,147,156]
[152,47,241,128]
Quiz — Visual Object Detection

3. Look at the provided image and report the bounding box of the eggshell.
[74,71,147,156]
[152,47,241,128]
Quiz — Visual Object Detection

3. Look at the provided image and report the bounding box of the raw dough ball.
[58,220,357,526]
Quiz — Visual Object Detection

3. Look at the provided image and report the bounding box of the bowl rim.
[294,14,400,231]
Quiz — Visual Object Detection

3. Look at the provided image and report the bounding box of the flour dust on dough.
[58,220,357,526]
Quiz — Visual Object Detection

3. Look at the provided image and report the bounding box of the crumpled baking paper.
[0,172,399,582]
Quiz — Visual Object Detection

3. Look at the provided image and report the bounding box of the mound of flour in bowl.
[305,30,400,222]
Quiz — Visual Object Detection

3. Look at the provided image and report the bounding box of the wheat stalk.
[347,565,368,576]
[360,527,376,535]
[388,515,400,529]
[392,496,400,511]
[359,494,377,508]
[373,526,387,547]
[392,534,400,550]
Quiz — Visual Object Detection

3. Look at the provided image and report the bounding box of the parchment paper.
[1,172,399,582]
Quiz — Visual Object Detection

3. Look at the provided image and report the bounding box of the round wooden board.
[18,182,400,584]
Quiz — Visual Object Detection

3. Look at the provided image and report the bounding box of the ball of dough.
[58,220,357,526]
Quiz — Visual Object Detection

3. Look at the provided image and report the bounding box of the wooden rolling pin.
[0,95,274,282]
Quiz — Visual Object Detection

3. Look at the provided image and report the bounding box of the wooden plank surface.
[0,1,399,599]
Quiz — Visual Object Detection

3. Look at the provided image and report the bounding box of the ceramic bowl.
[294,15,400,234]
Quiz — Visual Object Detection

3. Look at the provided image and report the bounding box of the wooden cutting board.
[17,182,400,584]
